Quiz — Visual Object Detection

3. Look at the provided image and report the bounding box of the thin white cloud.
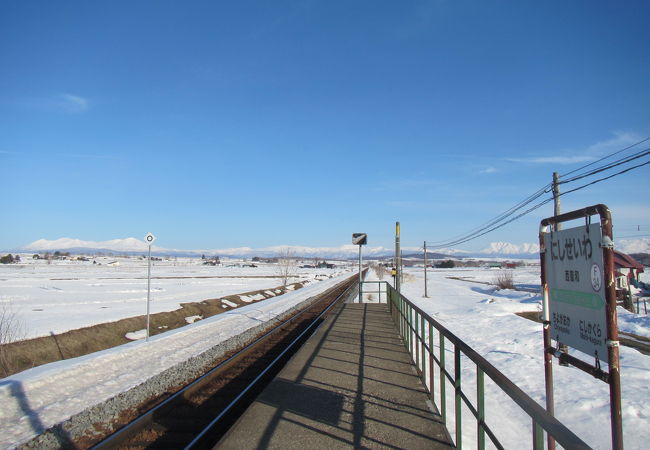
[506,131,646,165]
[18,93,90,113]
[478,167,498,174]
[584,131,644,155]
[506,155,594,164]
[57,93,89,113]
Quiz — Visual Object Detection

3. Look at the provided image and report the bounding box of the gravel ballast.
[13,274,357,449]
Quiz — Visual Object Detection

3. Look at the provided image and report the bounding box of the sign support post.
[358,245,362,302]
[539,240,555,450]
[540,205,623,450]
[352,233,367,303]
[603,215,624,450]
[144,233,156,342]
[395,222,401,293]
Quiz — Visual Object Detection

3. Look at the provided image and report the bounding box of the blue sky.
[1,1,649,252]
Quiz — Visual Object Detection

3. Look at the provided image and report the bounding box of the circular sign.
[144,232,156,245]
[590,263,602,292]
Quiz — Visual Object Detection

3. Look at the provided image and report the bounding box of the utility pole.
[553,172,569,366]
[553,172,562,231]
[424,241,429,297]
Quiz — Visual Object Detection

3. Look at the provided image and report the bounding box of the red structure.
[613,250,644,290]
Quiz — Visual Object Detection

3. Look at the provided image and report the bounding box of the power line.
[559,148,650,185]
[559,160,650,197]
[426,183,552,246]
[425,154,649,249]
[561,136,650,177]
[427,197,554,249]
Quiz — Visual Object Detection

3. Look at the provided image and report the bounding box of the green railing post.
[533,420,544,449]
[394,291,398,330]
[477,368,485,450]
[420,315,426,382]
[429,322,434,401]
[455,346,462,449]
[397,292,408,338]
[387,284,391,310]
[411,306,416,359]
[414,310,420,369]
[406,303,413,359]
[397,292,408,345]
[440,334,447,425]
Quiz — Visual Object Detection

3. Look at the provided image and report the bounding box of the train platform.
[216,302,453,449]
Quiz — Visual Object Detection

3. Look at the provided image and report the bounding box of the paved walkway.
[216,303,453,449]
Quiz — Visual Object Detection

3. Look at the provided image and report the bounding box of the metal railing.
[357,280,389,303]
[372,281,590,449]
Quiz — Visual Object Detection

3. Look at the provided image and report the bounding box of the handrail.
[382,282,590,449]
[359,280,388,304]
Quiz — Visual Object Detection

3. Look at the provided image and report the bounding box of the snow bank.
[0,273,352,448]
[398,267,650,450]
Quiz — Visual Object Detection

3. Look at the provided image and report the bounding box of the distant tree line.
[32,251,71,260]
[0,254,21,264]
[435,260,455,268]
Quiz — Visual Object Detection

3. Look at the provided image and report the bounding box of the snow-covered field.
[1,260,648,448]
[379,266,650,450]
[0,271,354,447]
[0,255,352,338]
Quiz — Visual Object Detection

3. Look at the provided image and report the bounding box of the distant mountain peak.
[481,242,540,255]
[22,237,150,252]
[18,237,649,259]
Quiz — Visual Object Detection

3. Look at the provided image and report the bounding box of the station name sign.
[544,223,608,363]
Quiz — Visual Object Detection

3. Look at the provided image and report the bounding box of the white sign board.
[544,223,608,363]
[144,232,156,245]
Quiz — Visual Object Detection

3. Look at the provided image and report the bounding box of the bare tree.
[276,248,297,287]
[0,302,26,377]
[373,263,387,280]
[493,271,515,290]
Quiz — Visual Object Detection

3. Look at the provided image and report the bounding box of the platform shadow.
[257,378,344,426]
[0,380,74,447]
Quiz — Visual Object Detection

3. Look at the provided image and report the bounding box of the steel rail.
[92,274,359,450]
[186,277,359,448]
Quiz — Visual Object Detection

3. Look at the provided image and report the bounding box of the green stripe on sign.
[550,288,605,310]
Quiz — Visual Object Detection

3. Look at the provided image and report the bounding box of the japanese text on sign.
[544,223,608,363]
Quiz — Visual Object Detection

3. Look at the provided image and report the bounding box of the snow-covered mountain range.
[480,242,540,255]
[15,236,649,259]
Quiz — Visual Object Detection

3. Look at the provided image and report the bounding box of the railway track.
[91,274,360,449]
